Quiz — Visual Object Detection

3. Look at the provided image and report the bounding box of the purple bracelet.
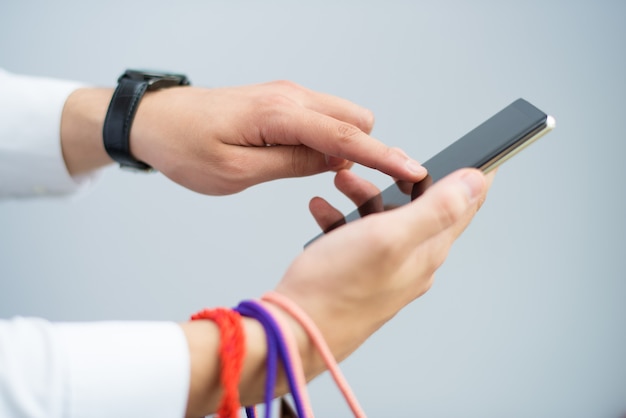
[235,301,278,418]
[236,300,307,418]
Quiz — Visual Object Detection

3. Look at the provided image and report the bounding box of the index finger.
[264,105,427,182]
[298,88,376,135]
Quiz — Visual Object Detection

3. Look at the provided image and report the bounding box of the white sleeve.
[0,68,97,198]
[0,318,190,418]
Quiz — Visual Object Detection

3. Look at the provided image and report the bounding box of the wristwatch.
[103,69,191,171]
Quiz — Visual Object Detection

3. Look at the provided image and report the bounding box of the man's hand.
[181,167,494,417]
[275,168,494,363]
[61,81,427,195]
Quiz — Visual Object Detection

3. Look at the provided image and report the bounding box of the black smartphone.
[306,98,555,246]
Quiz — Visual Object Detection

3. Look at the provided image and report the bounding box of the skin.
[60,81,427,193]
[59,81,493,417]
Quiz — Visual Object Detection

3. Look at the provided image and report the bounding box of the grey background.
[1,1,625,417]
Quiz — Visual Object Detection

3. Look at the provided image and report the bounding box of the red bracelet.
[191,307,245,418]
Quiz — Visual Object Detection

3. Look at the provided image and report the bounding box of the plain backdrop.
[1,1,625,417]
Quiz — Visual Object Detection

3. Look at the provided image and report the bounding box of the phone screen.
[306,98,553,245]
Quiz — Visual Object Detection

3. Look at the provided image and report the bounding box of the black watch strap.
[103,70,190,171]
[103,78,151,170]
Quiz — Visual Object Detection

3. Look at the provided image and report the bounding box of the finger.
[384,168,487,249]
[433,168,497,246]
[263,80,376,134]
[309,170,384,232]
[309,196,346,231]
[299,89,376,134]
[399,202,481,285]
[396,179,413,196]
[380,170,491,291]
[261,106,427,182]
[333,169,385,217]
[334,169,382,206]
[405,169,495,275]
[228,145,352,187]
[326,155,354,171]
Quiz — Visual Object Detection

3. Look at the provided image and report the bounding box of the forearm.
[60,87,114,175]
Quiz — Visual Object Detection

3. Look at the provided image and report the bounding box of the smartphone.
[306,98,555,246]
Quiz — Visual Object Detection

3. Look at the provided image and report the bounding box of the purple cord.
[236,300,307,418]
[236,301,278,418]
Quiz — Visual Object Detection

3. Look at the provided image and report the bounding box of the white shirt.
[0,69,190,417]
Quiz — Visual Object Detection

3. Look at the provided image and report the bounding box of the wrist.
[260,301,327,380]
[60,87,115,175]
[181,314,288,417]
[181,302,327,417]
[102,70,190,171]
[126,88,172,170]
[273,285,376,363]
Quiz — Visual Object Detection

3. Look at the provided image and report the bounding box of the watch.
[102,69,191,171]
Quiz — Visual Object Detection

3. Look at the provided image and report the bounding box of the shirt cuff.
[1,318,190,418]
[56,321,190,418]
[0,69,97,198]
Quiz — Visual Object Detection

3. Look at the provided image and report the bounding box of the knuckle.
[432,190,467,231]
[267,79,303,93]
[363,216,402,259]
[415,244,449,282]
[388,146,406,156]
[430,247,450,272]
[420,274,436,295]
[257,92,293,110]
[289,147,300,177]
[385,146,403,161]
[289,146,316,177]
[254,94,293,139]
[255,81,304,109]
[211,150,249,190]
[360,109,375,133]
[266,80,307,99]
[334,122,362,144]
[371,146,401,171]
[427,233,457,273]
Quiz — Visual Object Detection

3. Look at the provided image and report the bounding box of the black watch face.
[121,70,189,86]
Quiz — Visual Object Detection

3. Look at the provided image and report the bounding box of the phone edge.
[481,115,556,174]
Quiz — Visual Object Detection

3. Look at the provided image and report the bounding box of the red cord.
[191,308,245,418]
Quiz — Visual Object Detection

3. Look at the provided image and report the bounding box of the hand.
[131,81,427,194]
[61,81,427,195]
[275,168,495,361]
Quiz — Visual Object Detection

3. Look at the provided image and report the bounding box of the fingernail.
[325,155,346,168]
[460,170,484,202]
[406,159,427,176]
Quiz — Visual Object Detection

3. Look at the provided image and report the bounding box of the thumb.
[386,168,487,248]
